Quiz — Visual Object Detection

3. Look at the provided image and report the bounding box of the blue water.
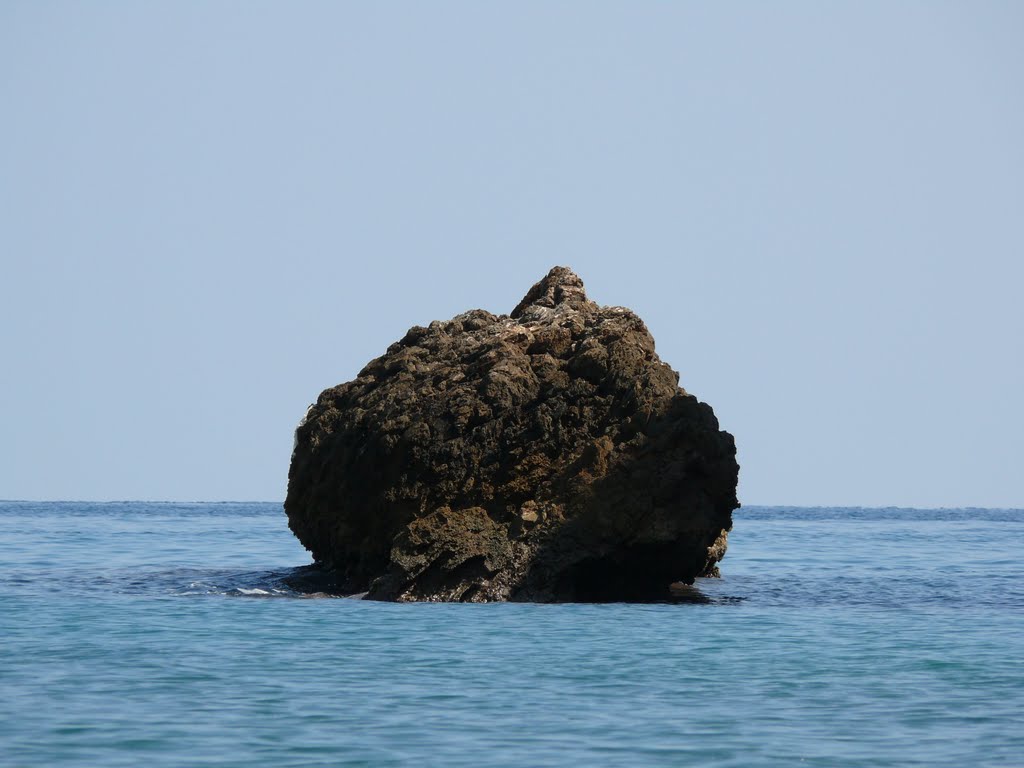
[2,502,1022,767]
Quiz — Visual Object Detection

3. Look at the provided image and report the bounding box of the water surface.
[2,502,1022,766]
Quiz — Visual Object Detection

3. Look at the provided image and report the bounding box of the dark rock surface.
[285,267,739,602]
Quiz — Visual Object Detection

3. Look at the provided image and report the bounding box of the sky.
[1,2,1022,506]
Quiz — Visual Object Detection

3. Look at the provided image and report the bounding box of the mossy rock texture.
[285,267,738,602]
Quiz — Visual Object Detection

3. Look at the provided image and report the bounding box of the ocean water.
[1,502,1022,767]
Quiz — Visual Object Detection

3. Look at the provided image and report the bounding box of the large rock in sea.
[285,267,738,602]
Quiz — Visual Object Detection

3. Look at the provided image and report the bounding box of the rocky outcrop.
[285,267,738,602]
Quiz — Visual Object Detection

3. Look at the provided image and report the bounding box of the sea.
[1,501,1022,767]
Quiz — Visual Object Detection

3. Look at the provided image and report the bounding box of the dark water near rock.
[2,501,1022,766]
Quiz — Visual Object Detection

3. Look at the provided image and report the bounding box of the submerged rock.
[285,267,739,602]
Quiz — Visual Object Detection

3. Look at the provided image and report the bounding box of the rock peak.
[510,266,590,318]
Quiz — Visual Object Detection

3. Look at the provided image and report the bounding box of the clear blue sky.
[2,2,1021,506]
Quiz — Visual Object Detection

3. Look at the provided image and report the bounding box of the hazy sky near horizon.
[2,2,1022,506]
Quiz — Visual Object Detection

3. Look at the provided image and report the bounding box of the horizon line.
[1,499,1022,512]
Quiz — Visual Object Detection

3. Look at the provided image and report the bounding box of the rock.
[284,267,739,602]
